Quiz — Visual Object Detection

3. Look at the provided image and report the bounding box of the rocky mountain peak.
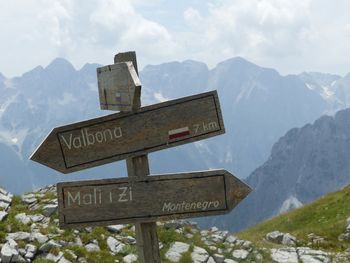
[216,107,350,232]
[45,58,76,75]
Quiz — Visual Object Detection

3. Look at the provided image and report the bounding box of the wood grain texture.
[114,51,140,111]
[57,170,251,228]
[96,62,140,112]
[114,51,161,263]
[31,90,225,173]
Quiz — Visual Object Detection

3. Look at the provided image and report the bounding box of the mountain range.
[1,56,350,231]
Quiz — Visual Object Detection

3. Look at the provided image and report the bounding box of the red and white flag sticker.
[168,127,190,140]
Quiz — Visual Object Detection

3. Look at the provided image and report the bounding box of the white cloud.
[0,0,175,77]
[181,0,313,70]
[1,0,350,76]
[179,0,350,75]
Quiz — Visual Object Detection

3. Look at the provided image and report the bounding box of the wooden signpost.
[30,51,251,263]
[57,170,251,228]
[30,90,224,174]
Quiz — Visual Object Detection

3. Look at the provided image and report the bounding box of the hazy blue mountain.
[207,108,350,231]
[144,57,328,178]
[0,56,347,207]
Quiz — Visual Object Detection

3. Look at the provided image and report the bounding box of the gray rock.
[185,233,194,239]
[24,244,37,260]
[232,249,249,260]
[21,194,37,205]
[74,237,83,246]
[123,254,138,263]
[42,204,58,217]
[210,226,219,232]
[165,241,190,262]
[39,240,62,253]
[29,214,45,222]
[282,233,297,246]
[14,213,31,225]
[213,253,225,263]
[64,250,78,261]
[0,187,9,196]
[224,260,238,263]
[106,224,126,233]
[164,221,184,229]
[85,243,100,252]
[0,211,8,221]
[1,239,19,263]
[46,251,63,262]
[0,201,10,210]
[120,235,136,245]
[32,232,49,244]
[266,231,284,243]
[58,257,72,263]
[297,247,330,263]
[107,236,125,254]
[271,248,298,263]
[0,193,12,203]
[266,231,297,246]
[191,246,209,263]
[225,235,237,244]
[18,248,26,256]
[207,257,216,263]
[6,232,31,241]
[211,233,227,243]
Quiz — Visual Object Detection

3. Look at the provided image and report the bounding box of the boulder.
[29,214,45,223]
[107,236,125,254]
[24,244,37,260]
[232,249,249,260]
[39,240,62,253]
[106,224,126,233]
[0,193,12,204]
[6,232,31,241]
[266,231,297,246]
[85,243,100,252]
[32,232,49,244]
[123,254,138,263]
[42,204,58,217]
[270,248,298,263]
[14,213,31,225]
[46,251,63,262]
[165,241,190,262]
[191,246,209,263]
[1,239,19,263]
[213,253,225,263]
[0,211,8,221]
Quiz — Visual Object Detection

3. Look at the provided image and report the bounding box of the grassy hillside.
[237,184,350,252]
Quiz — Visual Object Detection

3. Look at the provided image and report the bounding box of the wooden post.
[115,52,161,263]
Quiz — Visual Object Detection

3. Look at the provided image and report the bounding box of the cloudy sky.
[1,0,350,77]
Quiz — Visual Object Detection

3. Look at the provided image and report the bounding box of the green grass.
[237,184,350,251]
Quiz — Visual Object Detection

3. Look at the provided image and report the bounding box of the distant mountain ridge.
[212,107,350,232]
[0,57,350,233]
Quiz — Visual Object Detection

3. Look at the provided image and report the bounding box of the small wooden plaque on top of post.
[97,59,141,112]
[98,51,161,263]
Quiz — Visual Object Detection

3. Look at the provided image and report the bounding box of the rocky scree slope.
[1,184,350,262]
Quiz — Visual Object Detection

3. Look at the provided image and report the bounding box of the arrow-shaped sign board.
[57,170,251,228]
[31,91,225,173]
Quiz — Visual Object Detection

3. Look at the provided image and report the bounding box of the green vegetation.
[238,184,350,251]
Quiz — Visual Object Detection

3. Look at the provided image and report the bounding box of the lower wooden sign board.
[31,91,225,174]
[57,170,251,228]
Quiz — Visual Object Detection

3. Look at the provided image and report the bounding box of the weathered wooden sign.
[97,62,141,111]
[30,90,225,173]
[57,170,251,228]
